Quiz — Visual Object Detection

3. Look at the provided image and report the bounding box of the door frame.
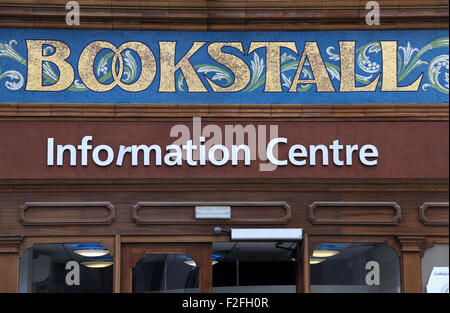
[120,242,212,293]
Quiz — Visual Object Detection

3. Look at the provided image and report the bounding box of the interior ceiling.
[213,242,297,262]
[29,242,383,263]
[32,243,103,262]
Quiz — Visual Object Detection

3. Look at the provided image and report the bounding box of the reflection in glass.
[421,244,449,293]
[19,243,113,293]
[73,243,110,257]
[132,254,199,293]
[310,243,401,293]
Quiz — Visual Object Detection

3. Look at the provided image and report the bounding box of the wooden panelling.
[0,236,22,253]
[398,236,426,293]
[419,202,449,226]
[132,201,291,224]
[0,180,447,238]
[0,253,19,292]
[19,201,115,225]
[308,201,402,225]
[0,178,447,193]
[0,0,447,30]
[1,102,448,119]
[0,236,22,293]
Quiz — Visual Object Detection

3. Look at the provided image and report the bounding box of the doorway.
[121,241,301,293]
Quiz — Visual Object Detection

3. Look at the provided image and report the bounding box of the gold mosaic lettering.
[289,42,335,93]
[25,40,74,91]
[248,42,298,92]
[78,41,156,92]
[339,41,380,92]
[159,41,208,92]
[380,41,423,91]
[206,42,250,92]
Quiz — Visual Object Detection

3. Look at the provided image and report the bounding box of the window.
[310,242,401,293]
[421,244,449,293]
[19,243,113,293]
[132,254,199,293]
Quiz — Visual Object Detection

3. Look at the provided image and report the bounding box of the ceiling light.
[184,254,221,267]
[81,261,114,268]
[310,258,326,265]
[74,249,110,257]
[71,243,109,258]
[184,259,196,267]
[312,249,340,258]
[184,260,219,267]
[80,255,113,268]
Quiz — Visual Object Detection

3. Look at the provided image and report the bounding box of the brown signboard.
[0,120,447,179]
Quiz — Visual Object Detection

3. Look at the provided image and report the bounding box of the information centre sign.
[0,120,447,179]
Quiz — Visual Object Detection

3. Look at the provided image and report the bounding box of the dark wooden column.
[295,242,303,293]
[398,236,426,293]
[0,236,23,293]
[302,234,311,293]
[198,243,213,293]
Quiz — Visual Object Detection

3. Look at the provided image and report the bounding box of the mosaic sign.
[0,29,448,104]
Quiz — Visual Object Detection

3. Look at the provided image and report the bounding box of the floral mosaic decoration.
[0,38,448,94]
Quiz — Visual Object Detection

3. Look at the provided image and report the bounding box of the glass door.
[120,243,212,293]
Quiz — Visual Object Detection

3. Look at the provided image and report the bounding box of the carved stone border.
[308,201,401,225]
[132,201,291,225]
[19,201,115,225]
[419,202,449,226]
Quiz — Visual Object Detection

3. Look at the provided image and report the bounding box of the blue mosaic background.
[0,28,448,104]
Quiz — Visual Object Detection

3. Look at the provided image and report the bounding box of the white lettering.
[77,135,92,166]
[47,138,54,166]
[232,145,251,166]
[309,144,329,166]
[116,145,132,166]
[209,144,230,166]
[131,144,162,166]
[360,144,379,166]
[267,137,287,166]
[46,136,379,168]
[164,145,183,166]
[92,144,114,166]
[329,139,344,166]
[57,144,77,166]
[346,144,359,165]
[288,144,307,166]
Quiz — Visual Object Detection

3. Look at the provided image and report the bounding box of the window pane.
[212,242,297,293]
[132,254,199,293]
[19,243,113,293]
[421,244,449,293]
[310,243,401,293]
